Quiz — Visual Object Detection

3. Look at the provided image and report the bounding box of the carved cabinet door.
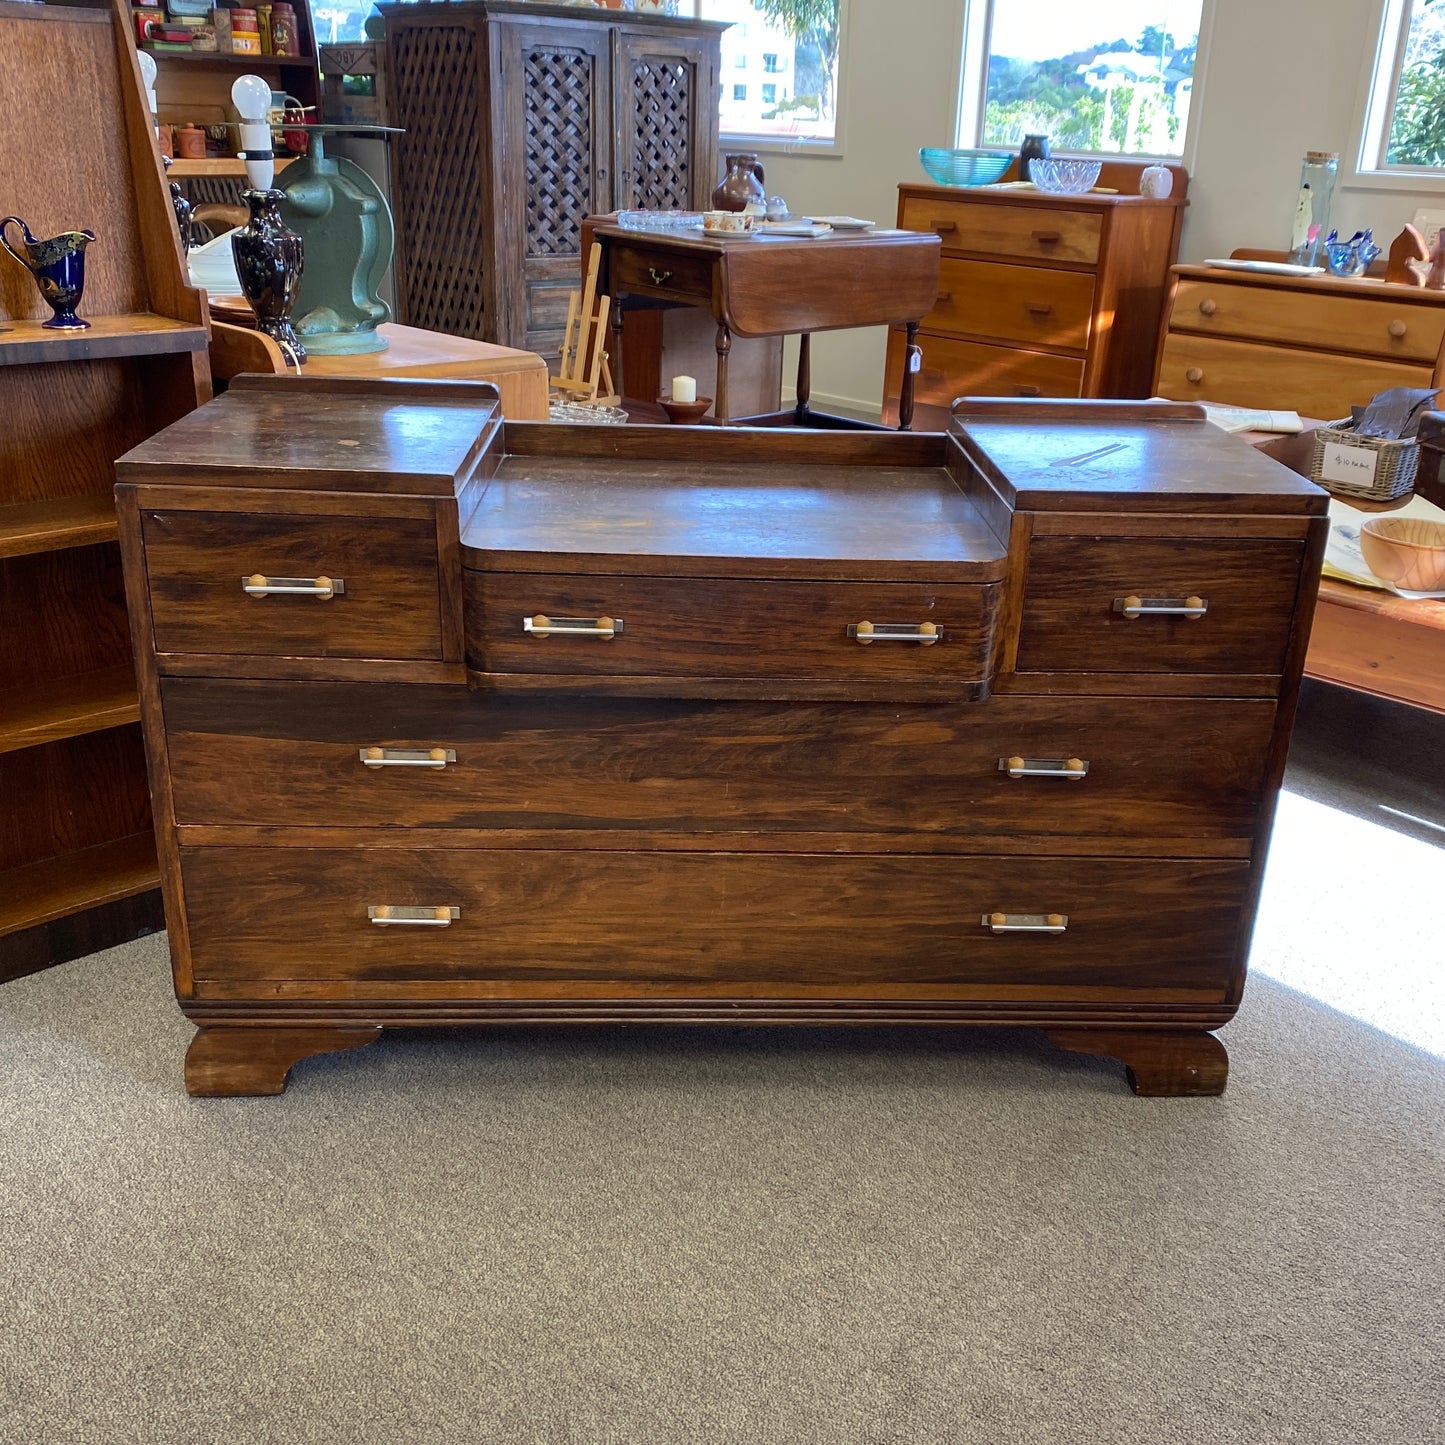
[494,19,614,356]
[613,29,720,215]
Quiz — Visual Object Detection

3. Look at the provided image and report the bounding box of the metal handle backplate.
[524,614,623,639]
[368,905,460,927]
[999,756,1088,780]
[983,912,1068,934]
[1113,594,1208,620]
[243,574,345,598]
[360,747,456,769]
[848,621,940,645]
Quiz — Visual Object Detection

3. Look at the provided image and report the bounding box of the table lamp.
[138,50,193,255]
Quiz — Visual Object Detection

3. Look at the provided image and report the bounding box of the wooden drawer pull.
[1198,298,1217,317]
[524,613,623,639]
[1388,319,1408,338]
[1031,230,1062,244]
[983,912,1068,934]
[243,573,345,599]
[1185,367,1204,383]
[848,620,940,645]
[935,290,953,303]
[1113,594,1207,620]
[1016,384,1042,397]
[360,747,455,769]
[930,219,958,233]
[1025,303,1055,317]
[368,905,460,927]
[999,756,1088,780]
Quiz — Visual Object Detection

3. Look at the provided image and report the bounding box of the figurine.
[1426,228,1445,290]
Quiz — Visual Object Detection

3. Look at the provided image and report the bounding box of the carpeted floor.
[2,688,1444,1444]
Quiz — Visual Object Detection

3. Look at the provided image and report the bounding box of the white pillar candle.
[671,374,696,403]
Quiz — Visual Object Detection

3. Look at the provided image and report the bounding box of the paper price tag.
[1320,441,1378,488]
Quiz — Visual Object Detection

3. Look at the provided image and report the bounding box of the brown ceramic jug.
[712,153,766,213]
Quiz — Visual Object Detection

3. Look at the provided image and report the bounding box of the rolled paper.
[672,374,696,403]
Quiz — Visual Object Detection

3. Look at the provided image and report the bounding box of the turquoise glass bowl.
[918,147,1011,187]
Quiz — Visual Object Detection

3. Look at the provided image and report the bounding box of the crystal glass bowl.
[1029,158,1104,194]
[918,147,1011,188]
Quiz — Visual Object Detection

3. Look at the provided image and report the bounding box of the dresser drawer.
[901,197,1101,265]
[465,572,996,687]
[610,242,714,303]
[927,258,1094,350]
[1156,333,1432,419]
[162,680,1275,840]
[915,334,1084,404]
[1170,277,1445,363]
[181,845,1249,1000]
[1016,536,1305,675]
[143,509,444,659]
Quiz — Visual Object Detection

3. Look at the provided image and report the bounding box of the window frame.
[1345,0,1445,191]
[952,0,1214,170]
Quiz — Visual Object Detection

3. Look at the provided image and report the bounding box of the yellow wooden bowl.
[1359,515,1445,592]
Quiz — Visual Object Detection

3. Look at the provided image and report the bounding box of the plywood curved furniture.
[115,383,1326,1096]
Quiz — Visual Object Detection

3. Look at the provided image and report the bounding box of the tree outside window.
[1385,0,1445,165]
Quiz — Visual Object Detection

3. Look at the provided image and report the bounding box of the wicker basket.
[1309,420,1418,501]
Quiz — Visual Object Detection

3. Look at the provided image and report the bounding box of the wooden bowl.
[1359,515,1445,591]
[659,396,713,424]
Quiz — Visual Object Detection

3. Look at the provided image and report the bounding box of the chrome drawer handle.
[999,756,1088,780]
[983,912,1068,935]
[360,747,456,769]
[848,621,940,645]
[368,905,459,927]
[524,613,623,639]
[243,574,345,599]
[1113,594,1208,620]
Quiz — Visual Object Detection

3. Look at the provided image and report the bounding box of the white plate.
[806,215,875,230]
[1203,258,1326,276]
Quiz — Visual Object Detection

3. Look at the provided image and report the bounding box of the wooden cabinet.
[117,384,1326,1099]
[0,0,210,981]
[884,160,1187,426]
[382,0,725,360]
[1155,264,1445,417]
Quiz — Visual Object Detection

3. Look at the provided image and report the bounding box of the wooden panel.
[610,242,715,303]
[896,333,1085,407]
[1169,277,1445,363]
[0,495,119,560]
[181,846,1250,998]
[0,833,158,941]
[1155,332,1431,418]
[1016,536,1305,675]
[925,258,1095,351]
[162,679,1277,840]
[900,197,1101,266]
[466,571,997,686]
[0,665,139,754]
[142,508,444,659]
[1305,579,1445,713]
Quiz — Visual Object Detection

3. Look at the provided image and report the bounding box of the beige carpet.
[2,905,1443,1443]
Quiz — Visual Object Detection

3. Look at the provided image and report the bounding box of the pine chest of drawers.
[116,380,1326,1097]
[883,172,1187,427]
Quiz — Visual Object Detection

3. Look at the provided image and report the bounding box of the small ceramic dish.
[659,395,713,424]
[1359,515,1445,593]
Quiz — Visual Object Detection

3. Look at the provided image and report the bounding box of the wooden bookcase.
[0,0,210,980]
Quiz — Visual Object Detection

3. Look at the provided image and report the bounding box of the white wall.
[752,0,1445,419]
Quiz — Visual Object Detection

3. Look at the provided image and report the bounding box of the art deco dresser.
[115,380,1325,1097]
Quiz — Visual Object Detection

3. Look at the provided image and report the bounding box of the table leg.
[899,321,920,432]
[611,302,625,403]
[795,332,811,426]
[715,322,732,423]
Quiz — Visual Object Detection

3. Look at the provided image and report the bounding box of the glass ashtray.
[616,209,704,231]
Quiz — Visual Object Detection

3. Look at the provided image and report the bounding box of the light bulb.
[137,50,157,120]
[231,73,275,191]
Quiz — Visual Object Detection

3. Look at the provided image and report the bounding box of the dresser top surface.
[463,455,1007,581]
[1172,263,1445,304]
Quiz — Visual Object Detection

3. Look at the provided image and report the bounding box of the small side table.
[585,218,941,429]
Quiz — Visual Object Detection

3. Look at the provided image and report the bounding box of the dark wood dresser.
[115,381,1325,1097]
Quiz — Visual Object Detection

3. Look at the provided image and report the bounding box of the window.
[695,0,842,144]
[959,0,1203,157]
[1359,0,1445,174]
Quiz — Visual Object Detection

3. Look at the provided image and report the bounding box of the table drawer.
[143,509,444,659]
[182,845,1249,1000]
[465,572,996,687]
[1155,333,1432,419]
[927,258,1094,350]
[914,334,1084,404]
[1170,278,1445,363]
[1016,536,1305,675]
[610,243,714,302]
[162,679,1276,840]
[901,197,1101,265]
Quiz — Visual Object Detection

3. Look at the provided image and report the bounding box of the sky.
[989,0,1203,62]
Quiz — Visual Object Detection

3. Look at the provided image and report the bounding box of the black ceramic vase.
[1019,133,1051,183]
[232,188,306,362]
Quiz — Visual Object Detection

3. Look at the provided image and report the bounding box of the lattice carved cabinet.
[383,0,723,358]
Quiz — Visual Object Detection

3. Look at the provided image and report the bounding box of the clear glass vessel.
[1287,151,1338,267]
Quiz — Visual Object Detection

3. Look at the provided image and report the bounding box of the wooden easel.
[550,242,618,406]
